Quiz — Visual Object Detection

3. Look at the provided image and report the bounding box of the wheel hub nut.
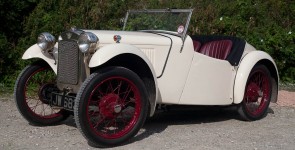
[114,105,122,113]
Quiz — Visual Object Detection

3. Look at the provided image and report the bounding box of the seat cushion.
[199,40,233,60]
[193,40,201,52]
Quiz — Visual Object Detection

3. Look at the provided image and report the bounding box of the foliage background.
[0,0,294,88]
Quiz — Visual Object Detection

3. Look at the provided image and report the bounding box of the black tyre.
[14,61,69,125]
[238,64,272,121]
[74,67,149,147]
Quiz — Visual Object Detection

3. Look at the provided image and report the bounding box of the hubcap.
[246,82,260,102]
[38,83,56,104]
[99,94,122,118]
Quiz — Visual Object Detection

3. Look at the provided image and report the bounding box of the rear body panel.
[180,53,235,105]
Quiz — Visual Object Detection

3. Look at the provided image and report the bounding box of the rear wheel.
[238,64,272,121]
[74,67,149,147]
[14,61,69,125]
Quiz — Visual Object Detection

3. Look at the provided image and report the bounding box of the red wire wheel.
[74,67,149,147]
[14,61,69,125]
[238,64,272,121]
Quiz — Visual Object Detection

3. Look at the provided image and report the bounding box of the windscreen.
[123,9,192,37]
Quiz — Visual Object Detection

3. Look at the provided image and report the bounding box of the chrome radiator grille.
[57,40,79,85]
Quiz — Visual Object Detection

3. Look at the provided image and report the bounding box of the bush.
[0,0,294,87]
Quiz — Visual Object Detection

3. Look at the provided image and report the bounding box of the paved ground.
[0,90,294,150]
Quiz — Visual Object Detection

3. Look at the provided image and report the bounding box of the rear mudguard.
[234,50,279,104]
[89,44,159,116]
[22,44,57,74]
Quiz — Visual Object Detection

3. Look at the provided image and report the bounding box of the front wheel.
[238,64,272,121]
[74,67,149,147]
[14,61,69,125]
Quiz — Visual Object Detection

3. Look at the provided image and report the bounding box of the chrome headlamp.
[78,32,98,53]
[37,32,56,51]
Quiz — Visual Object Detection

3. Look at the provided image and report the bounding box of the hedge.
[0,0,294,87]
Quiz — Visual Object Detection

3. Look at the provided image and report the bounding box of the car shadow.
[61,105,274,147]
[62,116,76,127]
[62,106,239,127]
[127,106,238,144]
[127,105,275,145]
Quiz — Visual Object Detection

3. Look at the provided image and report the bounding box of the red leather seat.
[193,40,201,52]
[199,40,233,60]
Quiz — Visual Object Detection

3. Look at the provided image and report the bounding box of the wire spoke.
[122,85,132,102]
[23,67,61,118]
[116,81,123,95]
[106,81,114,93]
[93,116,106,129]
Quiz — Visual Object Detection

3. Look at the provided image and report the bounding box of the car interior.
[191,35,246,66]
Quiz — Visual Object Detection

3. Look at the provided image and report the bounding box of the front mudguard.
[22,44,57,74]
[234,50,279,104]
[89,44,159,117]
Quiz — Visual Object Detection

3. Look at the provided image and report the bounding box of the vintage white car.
[14,9,279,147]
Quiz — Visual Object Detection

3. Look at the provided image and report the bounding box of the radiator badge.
[113,35,122,43]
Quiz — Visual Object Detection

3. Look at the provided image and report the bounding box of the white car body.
[17,9,279,146]
[22,30,278,116]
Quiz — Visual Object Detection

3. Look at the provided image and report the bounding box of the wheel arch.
[89,44,158,117]
[234,51,279,104]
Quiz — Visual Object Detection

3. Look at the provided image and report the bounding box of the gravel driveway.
[0,91,294,150]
